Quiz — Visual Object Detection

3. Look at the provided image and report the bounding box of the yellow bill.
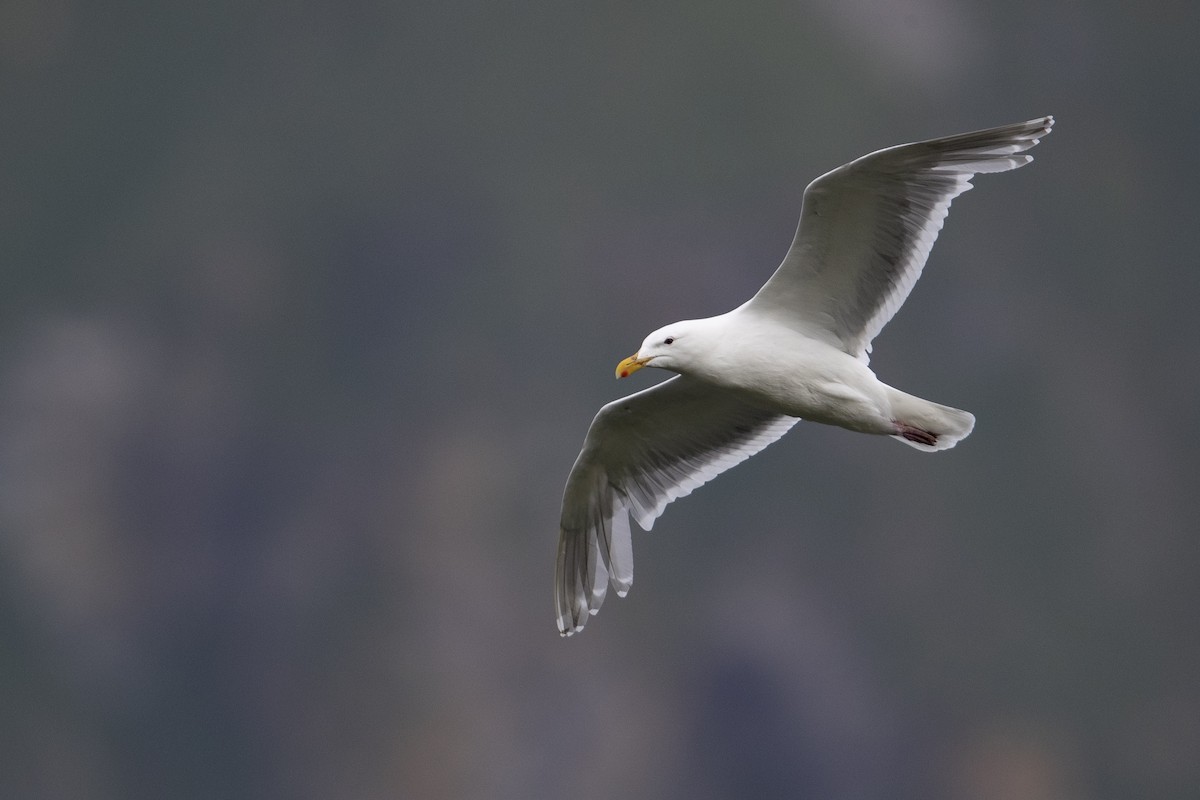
[615,353,651,379]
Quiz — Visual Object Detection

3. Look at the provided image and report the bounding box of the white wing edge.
[745,116,1054,360]
[555,383,798,636]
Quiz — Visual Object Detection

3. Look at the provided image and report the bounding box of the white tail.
[884,387,976,452]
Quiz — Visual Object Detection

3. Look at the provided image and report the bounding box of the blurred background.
[2,1,1198,798]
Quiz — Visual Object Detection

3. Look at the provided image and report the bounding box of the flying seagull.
[555,116,1054,636]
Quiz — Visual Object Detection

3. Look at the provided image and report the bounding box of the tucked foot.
[894,421,938,447]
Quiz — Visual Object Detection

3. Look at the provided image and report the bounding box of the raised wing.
[555,375,798,636]
[743,116,1054,360]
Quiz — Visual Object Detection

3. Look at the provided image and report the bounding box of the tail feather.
[885,387,975,452]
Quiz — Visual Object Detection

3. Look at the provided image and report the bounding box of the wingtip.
[1023,116,1054,152]
[557,616,585,637]
[1028,115,1055,138]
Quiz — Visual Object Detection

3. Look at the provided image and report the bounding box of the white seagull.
[555,116,1054,636]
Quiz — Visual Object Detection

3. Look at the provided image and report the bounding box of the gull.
[555,116,1054,636]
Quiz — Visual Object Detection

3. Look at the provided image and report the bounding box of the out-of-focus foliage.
[1,2,1198,798]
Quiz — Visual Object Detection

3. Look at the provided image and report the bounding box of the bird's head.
[616,320,709,378]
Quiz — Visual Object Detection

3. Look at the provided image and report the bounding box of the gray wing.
[743,116,1053,360]
[555,375,799,636]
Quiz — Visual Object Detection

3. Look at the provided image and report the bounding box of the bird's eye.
[664,337,675,345]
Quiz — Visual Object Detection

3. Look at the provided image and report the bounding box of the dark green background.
[2,1,1197,798]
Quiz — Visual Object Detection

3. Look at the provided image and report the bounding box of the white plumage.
[556,117,1054,636]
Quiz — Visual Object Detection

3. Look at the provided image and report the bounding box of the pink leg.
[894,421,938,447]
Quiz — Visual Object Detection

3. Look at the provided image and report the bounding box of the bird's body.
[648,310,943,439]
[556,117,1054,636]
